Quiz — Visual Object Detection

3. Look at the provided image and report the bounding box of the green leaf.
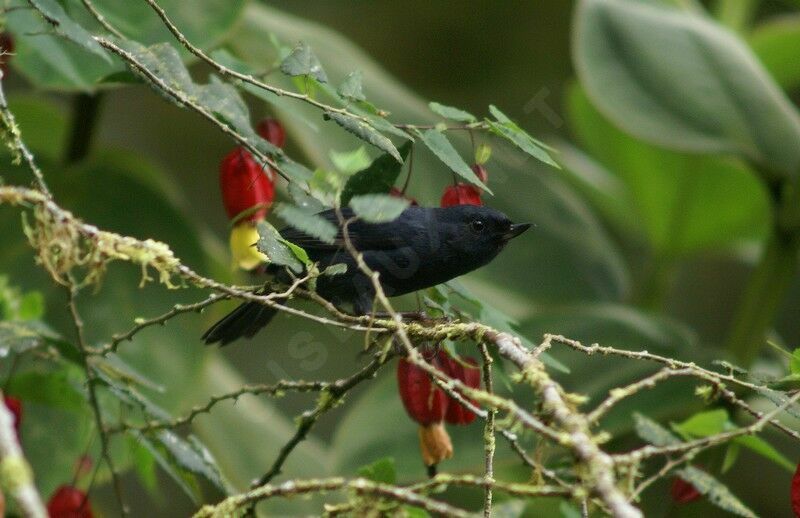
[256,220,304,273]
[721,442,740,473]
[634,413,681,446]
[733,435,794,472]
[574,0,800,178]
[357,457,396,484]
[18,292,44,320]
[28,0,111,62]
[6,369,85,411]
[790,349,800,376]
[750,14,800,91]
[276,203,338,244]
[349,194,410,223]
[327,112,401,162]
[338,70,366,101]
[566,84,769,256]
[419,129,491,192]
[676,466,757,518]
[340,142,412,206]
[486,105,558,168]
[329,146,372,175]
[280,41,328,83]
[672,409,729,439]
[428,102,476,123]
[0,321,56,355]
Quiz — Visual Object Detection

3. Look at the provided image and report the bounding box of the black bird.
[202,205,530,346]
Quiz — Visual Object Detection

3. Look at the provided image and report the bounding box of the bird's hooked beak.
[502,223,532,241]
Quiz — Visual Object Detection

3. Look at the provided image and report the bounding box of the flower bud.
[440,184,482,207]
[219,148,274,222]
[439,353,480,425]
[229,223,267,271]
[671,476,701,504]
[47,485,94,518]
[257,118,286,148]
[396,357,447,425]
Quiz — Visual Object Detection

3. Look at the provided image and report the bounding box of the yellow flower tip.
[418,422,453,467]
[229,223,267,271]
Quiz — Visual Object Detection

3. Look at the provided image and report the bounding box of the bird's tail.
[202,300,279,346]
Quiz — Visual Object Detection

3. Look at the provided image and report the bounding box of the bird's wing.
[278,207,411,253]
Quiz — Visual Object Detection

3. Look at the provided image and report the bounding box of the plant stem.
[727,179,800,365]
[65,93,103,164]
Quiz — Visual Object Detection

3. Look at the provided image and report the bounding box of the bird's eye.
[470,220,485,233]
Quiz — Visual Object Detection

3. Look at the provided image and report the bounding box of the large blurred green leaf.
[566,84,770,257]
[226,3,629,304]
[749,14,800,92]
[574,0,800,178]
[8,0,246,91]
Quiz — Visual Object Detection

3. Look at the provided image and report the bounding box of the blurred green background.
[3,0,800,516]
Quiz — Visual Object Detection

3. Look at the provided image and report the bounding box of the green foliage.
[340,142,412,205]
[357,457,397,484]
[275,203,338,244]
[327,112,402,162]
[676,466,757,518]
[280,42,329,83]
[428,102,477,123]
[349,194,409,223]
[338,71,366,102]
[419,128,489,191]
[565,84,769,257]
[574,0,800,178]
[257,220,305,273]
[485,105,558,168]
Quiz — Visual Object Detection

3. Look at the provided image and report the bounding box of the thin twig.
[65,284,129,516]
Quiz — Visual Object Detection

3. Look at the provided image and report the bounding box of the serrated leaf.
[276,203,338,244]
[676,466,757,518]
[428,102,476,123]
[357,457,396,484]
[672,409,728,439]
[330,146,372,174]
[634,413,681,446]
[338,70,366,101]
[328,112,401,162]
[485,106,558,168]
[29,0,111,62]
[280,41,328,83]
[419,129,491,193]
[340,142,412,205]
[350,194,409,223]
[256,220,303,273]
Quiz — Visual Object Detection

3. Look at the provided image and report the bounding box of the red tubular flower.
[397,355,453,469]
[440,184,483,207]
[256,118,286,148]
[219,148,275,222]
[397,357,447,425]
[3,396,21,439]
[792,462,800,517]
[47,485,94,518]
[671,476,701,504]
[438,353,481,425]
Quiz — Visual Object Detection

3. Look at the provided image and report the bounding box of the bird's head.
[436,205,531,265]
